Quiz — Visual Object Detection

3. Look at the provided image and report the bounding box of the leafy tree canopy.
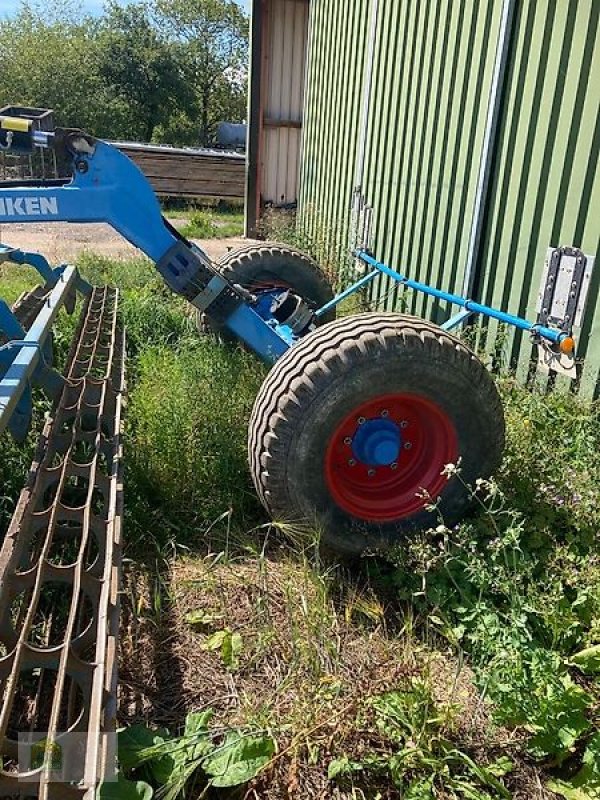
[0,0,248,146]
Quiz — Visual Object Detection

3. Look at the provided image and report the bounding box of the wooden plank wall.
[115,143,246,202]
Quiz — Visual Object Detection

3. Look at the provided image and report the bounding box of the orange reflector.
[559,337,575,355]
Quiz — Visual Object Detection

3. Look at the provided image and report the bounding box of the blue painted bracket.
[0,298,26,339]
[0,343,33,440]
[0,265,78,441]
[0,244,92,304]
[314,269,380,319]
[441,310,474,331]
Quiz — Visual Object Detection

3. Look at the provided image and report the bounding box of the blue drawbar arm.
[0,125,292,363]
[353,250,573,350]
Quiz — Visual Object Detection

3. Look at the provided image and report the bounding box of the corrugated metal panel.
[478,0,600,398]
[300,0,368,272]
[261,0,309,205]
[302,0,505,302]
[299,0,600,398]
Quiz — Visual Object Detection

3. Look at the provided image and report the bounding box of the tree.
[97,2,194,143]
[154,0,249,146]
[0,1,131,137]
[0,0,249,147]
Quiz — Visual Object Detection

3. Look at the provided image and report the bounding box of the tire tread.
[249,313,505,530]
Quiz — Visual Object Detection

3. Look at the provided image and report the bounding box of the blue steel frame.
[0,133,292,363]
[0,262,85,439]
[0,128,297,440]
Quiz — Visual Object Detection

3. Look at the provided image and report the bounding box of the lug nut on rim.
[348,458,356,466]
[381,409,389,417]
[400,420,408,428]
[357,416,366,425]
[390,462,398,470]
[344,437,352,445]
[404,441,412,450]
[368,468,376,477]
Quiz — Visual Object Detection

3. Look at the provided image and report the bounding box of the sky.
[0,0,251,16]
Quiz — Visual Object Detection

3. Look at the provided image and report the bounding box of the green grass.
[0,262,41,305]
[126,341,265,541]
[76,253,267,546]
[1,254,599,798]
[182,208,244,240]
[162,203,244,240]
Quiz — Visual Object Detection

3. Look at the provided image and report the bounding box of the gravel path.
[0,220,254,263]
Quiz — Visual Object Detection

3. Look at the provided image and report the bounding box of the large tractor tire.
[196,242,335,339]
[248,313,505,554]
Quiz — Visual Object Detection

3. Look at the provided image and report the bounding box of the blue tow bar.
[353,250,569,349]
[314,250,572,352]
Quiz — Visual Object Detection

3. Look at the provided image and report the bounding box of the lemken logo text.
[0,197,59,217]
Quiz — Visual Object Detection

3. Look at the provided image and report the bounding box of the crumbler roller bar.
[0,286,124,798]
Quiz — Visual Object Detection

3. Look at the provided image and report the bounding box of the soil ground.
[0,219,253,263]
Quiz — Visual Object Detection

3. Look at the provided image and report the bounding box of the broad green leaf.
[571,645,600,675]
[404,776,435,799]
[527,681,591,764]
[583,735,600,769]
[547,771,600,800]
[158,713,215,783]
[117,725,172,770]
[117,724,178,785]
[429,615,445,627]
[202,629,242,669]
[222,631,243,669]
[182,710,215,764]
[204,732,275,788]
[452,624,466,642]
[96,773,153,800]
[202,629,229,651]
[184,710,213,737]
[546,735,600,799]
[327,757,348,781]
[486,756,514,777]
[184,610,222,627]
[328,756,352,780]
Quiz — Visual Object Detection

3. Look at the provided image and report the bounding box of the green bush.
[182,210,219,239]
[385,380,600,781]
[180,207,244,240]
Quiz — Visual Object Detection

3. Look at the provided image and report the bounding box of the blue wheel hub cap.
[352,419,402,467]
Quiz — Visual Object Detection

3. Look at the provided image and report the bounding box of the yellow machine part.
[0,115,31,133]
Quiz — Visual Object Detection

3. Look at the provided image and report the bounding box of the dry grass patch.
[117,550,502,798]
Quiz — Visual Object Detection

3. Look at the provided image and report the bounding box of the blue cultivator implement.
[0,112,593,796]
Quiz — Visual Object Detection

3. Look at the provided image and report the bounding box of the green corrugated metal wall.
[299,0,600,399]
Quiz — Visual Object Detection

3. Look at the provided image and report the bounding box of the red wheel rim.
[325,393,458,522]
